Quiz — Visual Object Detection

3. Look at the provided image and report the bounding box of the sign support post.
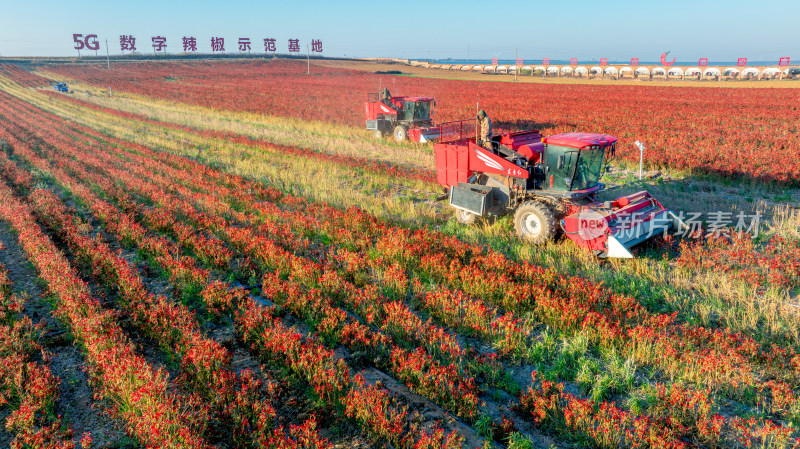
[635,141,645,180]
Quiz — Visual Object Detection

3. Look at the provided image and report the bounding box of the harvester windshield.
[546,145,577,190]
[572,147,605,190]
[401,100,431,121]
[546,144,606,191]
[413,101,431,120]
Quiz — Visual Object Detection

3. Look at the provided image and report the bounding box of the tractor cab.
[396,97,434,125]
[539,133,616,196]
[365,93,440,142]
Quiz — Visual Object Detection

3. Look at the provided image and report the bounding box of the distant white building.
[667,67,684,77]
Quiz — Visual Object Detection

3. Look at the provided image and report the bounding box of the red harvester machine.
[365,92,443,143]
[434,121,686,258]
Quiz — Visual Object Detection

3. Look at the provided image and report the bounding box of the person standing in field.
[477,109,493,150]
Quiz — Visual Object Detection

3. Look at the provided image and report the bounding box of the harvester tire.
[455,208,478,225]
[374,129,384,139]
[393,125,407,142]
[513,201,556,244]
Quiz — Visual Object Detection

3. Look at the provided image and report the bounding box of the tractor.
[54,82,68,93]
[434,121,685,258]
[365,92,442,143]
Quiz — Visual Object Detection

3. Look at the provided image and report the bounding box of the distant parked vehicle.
[54,82,68,92]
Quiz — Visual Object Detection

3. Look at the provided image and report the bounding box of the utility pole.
[105,39,110,69]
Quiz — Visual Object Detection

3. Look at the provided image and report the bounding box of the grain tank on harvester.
[433,120,687,258]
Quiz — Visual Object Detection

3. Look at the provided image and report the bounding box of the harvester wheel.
[513,201,556,244]
[455,208,477,225]
[373,129,384,139]
[393,125,407,142]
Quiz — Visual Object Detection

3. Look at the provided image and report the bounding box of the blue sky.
[1,0,797,62]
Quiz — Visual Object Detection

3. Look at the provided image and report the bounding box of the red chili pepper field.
[0,59,797,448]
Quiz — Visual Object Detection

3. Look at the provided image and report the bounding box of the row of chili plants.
[0,91,466,448]
[6,87,792,444]
[88,99,798,407]
[0,241,79,448]
[184,174,800,446]
[22,71,800,348]
[0,64,45,88]
[0,82,704,446]
[8,96,483,422]
[0,116,338,449]
[6,81,800,444]
[73,103,800,440]
[675,234,800,291]
[205,180,800,447]
[9,69,800,344]
[0,176,212,447]
[14,86,800,440]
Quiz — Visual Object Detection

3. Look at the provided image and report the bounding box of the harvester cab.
[434,122,686,258]
[365,93,441,143]
[540,134,612,193]
[54,82,68,93]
